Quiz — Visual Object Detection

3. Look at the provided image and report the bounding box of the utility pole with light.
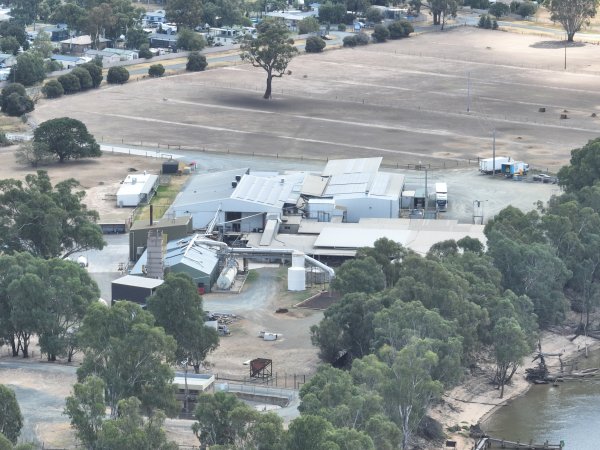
[564,33,567,70]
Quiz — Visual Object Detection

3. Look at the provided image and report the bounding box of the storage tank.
[288,267,306,291]
[291,251,305,268]
[217,265,237,290]
[77,255,88,268]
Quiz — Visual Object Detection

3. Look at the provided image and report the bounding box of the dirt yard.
[0,146,164,221]
[202,266,325,381]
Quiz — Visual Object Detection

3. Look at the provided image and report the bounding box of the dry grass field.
[31,27,600,172]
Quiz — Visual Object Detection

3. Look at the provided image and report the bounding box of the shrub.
[71,67,93,90]
[464,0,490,8]
[10,52,45,87]
[338,24,347,31]
[177,28,206,51]
[388,21,407,39]
[106,66,129,84]
[372,23,390,42]
[138,43,153,59]
[44,60,62,73]
[478,14,498,28]
[92,55,103,67]
[355,32,370,46]
[366,6,383,24]
[305,35,326,53]
[399,19,414,35]
[298,16,320,34]
[1,83,34,116]
[343,35,357,47]
[1,83,26,111]
[4,92,34,116]
[484,14,492,28]
[0,36,20,55]
[80,62,103,88]
[517,1,537,18]
[57,73,81,94]
[148,64,165,77]
[488,2,509,17]
[42,79,64,98]
[186,51,207,71]
[0,132,10,146]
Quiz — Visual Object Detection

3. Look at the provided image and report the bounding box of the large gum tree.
[240,18,298,99]
[546,0,599,41]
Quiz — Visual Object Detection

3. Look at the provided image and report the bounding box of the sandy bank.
[429,331,600,449]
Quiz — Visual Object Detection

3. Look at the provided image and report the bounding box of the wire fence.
[214,372,310,391]
[99,136,482,171]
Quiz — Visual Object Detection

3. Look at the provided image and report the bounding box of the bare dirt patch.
[295,291,341,310]
[0,147,163,221]
[203,268,324,381]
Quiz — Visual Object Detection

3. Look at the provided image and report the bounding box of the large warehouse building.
[169,157,406,231]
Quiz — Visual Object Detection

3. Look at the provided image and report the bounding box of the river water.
[483,351,600,449]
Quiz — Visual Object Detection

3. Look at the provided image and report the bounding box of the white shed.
[116,173,159,207]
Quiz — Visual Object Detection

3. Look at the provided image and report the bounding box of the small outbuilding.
[116,173,159,207]
[162,159,179,174]
[111,274,164,306]
[129,215,193,262]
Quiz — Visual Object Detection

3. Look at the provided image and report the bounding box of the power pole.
[492,129,496,176]
[424,167,428,210]
[467,71,471,112]
[564,34,567,70]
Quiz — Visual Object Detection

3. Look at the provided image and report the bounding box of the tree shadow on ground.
[210,90,306,112]
[530,40,586,49]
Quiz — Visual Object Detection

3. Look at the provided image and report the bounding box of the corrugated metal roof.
[322,157,382,176]
[301,173,329,197]
[324,183,368,196]
[172,168,248,208]
[130,216,191,231]
[112,275,164,289]
[369,172,404,198]
[231,172,305,207]
[313,219,486,254]
[165,236,219,275]
[116,173,158,197]
[259,218,279,246]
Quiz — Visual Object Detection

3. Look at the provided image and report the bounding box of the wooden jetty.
[474,437,564,450]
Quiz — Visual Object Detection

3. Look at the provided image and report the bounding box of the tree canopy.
[33,118,101,163]
[10,52,45,87]
[557,137,600,191]
[192,391,285,448]
[546,0,598,41]
[0,171,104,259]
[166,0,203,30]
[0,385,23,444]
[147,273,219,374]
[76,301,178,417]
[65,378,178,450]
[240,18,298,99]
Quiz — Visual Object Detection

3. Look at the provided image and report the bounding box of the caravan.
[435,183,448,211]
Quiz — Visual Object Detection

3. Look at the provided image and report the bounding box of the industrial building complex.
[110,157,485,304]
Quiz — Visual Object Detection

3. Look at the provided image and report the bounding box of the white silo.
[288,267,306,291]
[291,251,305,268]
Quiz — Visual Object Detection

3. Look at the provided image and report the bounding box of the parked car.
[532,173,557,184]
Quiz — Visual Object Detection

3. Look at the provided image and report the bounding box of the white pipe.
[192,235,228,250]
[305,254,335,278]
[226,247,335,278]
